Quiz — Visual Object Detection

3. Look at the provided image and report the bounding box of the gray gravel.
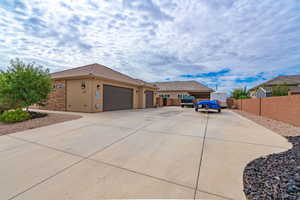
[233,110,300,200]
[244,136,300,200]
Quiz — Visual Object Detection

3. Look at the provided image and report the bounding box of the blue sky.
[0,0,299,91]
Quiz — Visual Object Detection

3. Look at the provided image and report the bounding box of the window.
[160,94,170,98]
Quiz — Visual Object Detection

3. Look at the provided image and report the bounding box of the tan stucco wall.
[45,76,156,113]
[66,79,93,112]
[139,87,157,108]
[156,91,189,99]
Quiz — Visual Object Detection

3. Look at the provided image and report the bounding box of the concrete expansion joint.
[6,121,158,200]
[193,113,209,200]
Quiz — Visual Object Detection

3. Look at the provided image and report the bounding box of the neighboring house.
[250,75,300,98]
[154,81,214,99]
[40,63,157,112]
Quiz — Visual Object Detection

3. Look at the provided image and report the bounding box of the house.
[250,75,300,98]
[40,63,157,112]
[154,81,214,99]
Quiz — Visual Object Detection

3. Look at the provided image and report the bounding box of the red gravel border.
[0,113,82,136]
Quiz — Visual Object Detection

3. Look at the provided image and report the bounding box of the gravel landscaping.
[0,112,81,136]
[233,110,300,200]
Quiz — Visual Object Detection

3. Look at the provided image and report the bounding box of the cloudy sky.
[0,0,299,91]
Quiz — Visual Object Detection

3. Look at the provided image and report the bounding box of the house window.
[160,94,170,98]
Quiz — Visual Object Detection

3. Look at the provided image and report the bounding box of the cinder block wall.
[233,96,300,127]
[261,95,300,127]
[41,80,66,111]
[242,98,261,116]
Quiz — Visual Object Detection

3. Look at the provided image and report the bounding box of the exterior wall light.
[81,81,86,89]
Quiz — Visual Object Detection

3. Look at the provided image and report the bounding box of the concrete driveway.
[0,107,290,200]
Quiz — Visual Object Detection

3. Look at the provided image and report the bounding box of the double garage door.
[103,85,133,111]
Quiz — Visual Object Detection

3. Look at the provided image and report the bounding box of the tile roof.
[51,63,156,88]
[260,75,300,86]
[153,81,214,92]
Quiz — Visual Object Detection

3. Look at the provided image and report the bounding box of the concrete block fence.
[231,95,300,127]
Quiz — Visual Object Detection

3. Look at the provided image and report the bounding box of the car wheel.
[218,109,221,113]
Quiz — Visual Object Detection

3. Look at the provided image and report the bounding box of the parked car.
[210,92,227,108]
[195,100,222,113]
[181,96,196,108]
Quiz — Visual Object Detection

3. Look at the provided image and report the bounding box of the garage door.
[103,85,133,111]
[145,90,154,108]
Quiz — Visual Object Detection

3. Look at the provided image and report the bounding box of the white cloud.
[0,0,299,92]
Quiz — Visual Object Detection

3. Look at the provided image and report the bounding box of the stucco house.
[250,75,300,98]
[154,81,214,99]
[40,63,157,112]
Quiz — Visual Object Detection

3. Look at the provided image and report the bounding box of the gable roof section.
[51,63,156,88]
[260,75,300,86]
[154,81,213,92]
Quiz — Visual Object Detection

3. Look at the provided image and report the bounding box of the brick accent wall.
[156,97,163,107]
[232,96,300,127]
[167,98,181,106]
[155,97,181,106]
[40,80,66,111]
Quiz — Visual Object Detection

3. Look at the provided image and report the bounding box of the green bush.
[0,109,31,123]
[0,58,52,111]
[272,84,289,96]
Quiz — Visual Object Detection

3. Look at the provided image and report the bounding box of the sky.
[0,0,300,92]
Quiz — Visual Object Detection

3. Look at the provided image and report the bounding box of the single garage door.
[103,85,133,111]
[145,90,154,108]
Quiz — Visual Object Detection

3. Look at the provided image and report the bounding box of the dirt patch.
[233,110,300,137]
[0,113,81,136]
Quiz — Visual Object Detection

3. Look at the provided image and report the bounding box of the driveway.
[0,107,290,200]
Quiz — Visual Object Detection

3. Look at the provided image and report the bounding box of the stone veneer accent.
[40,80,66,111]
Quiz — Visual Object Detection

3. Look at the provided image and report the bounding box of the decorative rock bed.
[243,136,300,200]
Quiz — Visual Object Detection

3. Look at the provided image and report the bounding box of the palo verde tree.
[0,58,52,111]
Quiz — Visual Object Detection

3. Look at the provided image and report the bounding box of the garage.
[44,63,157,112]
[145,90,154,108]
[103,84,133,111]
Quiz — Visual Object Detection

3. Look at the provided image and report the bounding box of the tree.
[0,58,52,111]
[0,74,16,113]
[231,87,250,99]
[272,83,289,96]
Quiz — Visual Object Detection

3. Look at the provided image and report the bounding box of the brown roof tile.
[51,63,155,88]
[260,75,300,86]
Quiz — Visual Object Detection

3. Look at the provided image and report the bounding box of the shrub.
[272,83,289,96]
[0,58,52,111]
[0,109,31,123]
[231,87,250,99]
